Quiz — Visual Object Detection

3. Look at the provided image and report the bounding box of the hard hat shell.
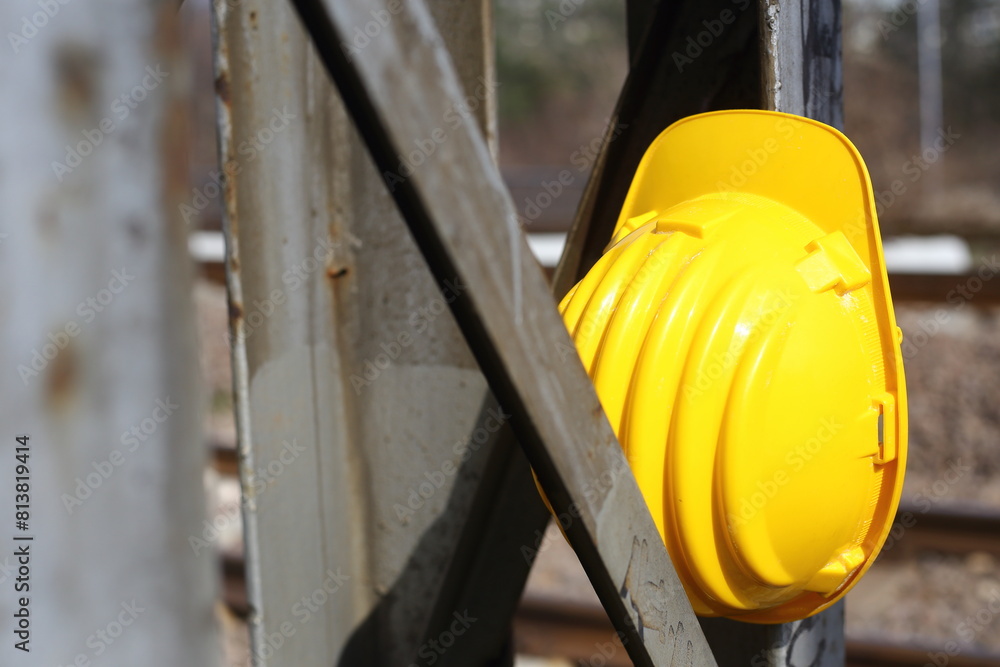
[559,110,907,623]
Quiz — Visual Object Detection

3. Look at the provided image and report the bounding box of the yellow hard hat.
[559,110,906,622]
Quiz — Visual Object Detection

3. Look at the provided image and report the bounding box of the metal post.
[0,0,216,664]
[213,0,552,665]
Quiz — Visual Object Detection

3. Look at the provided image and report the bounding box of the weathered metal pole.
[213,1,551,665]
[0,0,216,664]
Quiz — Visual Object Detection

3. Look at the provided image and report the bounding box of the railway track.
[213,480,1000,666]
[218,562,1000,667]
[211,439,1000,665]
[880,502,1000,559]
[511,595,1000,667]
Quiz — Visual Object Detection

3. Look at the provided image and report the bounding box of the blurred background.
[2,0,999,664]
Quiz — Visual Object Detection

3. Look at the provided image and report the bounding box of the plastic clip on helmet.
[559,110,907,623]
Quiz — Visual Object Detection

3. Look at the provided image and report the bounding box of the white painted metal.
[0,0,217,664]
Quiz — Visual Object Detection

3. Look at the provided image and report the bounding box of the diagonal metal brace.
[285,0,718,665]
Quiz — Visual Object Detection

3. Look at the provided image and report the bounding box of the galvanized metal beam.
[284,0,718,665]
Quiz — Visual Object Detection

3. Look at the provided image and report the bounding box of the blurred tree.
[495,0,627,163]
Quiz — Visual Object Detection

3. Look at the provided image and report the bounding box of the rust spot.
[37,201,58,242]
[126,217,147,246]
[249,10,257,29]
[52,42,102,123]
[214,71,231,106]
[45,341,77,410]
[327,266,348,279]
[228,298,244,322]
